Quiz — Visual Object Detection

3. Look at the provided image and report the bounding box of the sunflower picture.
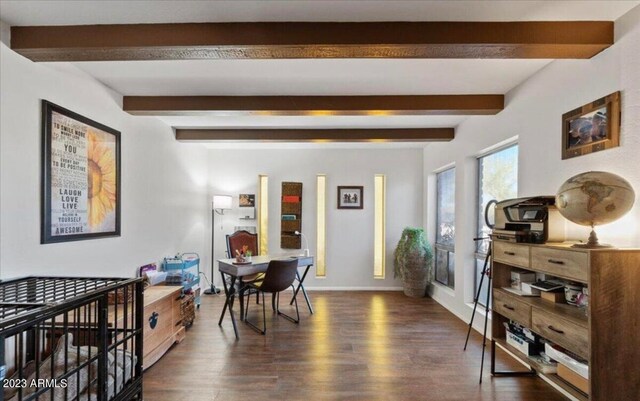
[87,130,117,229]
[42,100,120,243]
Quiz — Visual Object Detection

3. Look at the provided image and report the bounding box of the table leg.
[218,272,231,325]
[218,272,239,339]
[290,265,314,314]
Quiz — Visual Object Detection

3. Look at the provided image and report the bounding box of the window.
[435,167,455,289]
[374,174,386,279]
[475,144,518,305]
[316,174,326,278]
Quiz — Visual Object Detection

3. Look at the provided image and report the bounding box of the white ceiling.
[72,59,548,133]
[4,0,638,148]
[1,1,637,25]
[72,59,552,96]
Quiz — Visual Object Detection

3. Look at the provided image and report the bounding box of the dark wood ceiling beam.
[10,21,613,61]
[123,95,504,116]
[175,128,454,142]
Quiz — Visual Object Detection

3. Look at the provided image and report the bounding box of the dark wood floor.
[144,291,567,401]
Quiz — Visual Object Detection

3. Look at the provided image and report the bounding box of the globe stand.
[572,227,613,249]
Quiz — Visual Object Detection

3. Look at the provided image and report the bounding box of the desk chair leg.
[278,285,300,324]
[243,288,250,321]
[244,291,267,335]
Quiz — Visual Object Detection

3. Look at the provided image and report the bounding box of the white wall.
[0,43,209,278]
[0,19,10,46]
[206,148,423,289]
[423,6,640,331]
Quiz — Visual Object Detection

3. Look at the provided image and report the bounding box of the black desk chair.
[241,259,300,335]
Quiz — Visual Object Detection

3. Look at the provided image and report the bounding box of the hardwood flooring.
[144,291,567,401]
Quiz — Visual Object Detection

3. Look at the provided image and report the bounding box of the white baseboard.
[302,286,404,291]
[428,287,491,337]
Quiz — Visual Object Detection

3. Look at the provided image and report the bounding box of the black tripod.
[464,237,535,384]
[463,237,493,383]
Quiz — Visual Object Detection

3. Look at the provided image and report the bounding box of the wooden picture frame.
[41,100,121,244]
[337,186,363,209]
[562,91,621,160]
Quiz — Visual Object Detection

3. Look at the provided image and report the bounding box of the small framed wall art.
[337,186,363,209]
[41,100,121,244]
[239,194,255,207]
[562,91,621,160]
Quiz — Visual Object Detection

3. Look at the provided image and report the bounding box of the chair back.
[259,259,299,293]
[227,230,259,258]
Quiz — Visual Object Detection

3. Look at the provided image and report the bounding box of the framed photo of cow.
[41,100,121,244]
[562,91,621,160]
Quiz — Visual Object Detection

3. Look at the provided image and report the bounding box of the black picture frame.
[337,186,363,209]
[41,100,121,244]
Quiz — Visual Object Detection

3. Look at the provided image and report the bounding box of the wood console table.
[490,241,640,401]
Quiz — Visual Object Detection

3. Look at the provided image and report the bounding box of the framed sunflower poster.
[41,100,121,244]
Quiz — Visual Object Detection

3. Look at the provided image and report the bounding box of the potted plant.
[394,227,434,297]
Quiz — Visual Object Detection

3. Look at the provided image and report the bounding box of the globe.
[556,171,635,248]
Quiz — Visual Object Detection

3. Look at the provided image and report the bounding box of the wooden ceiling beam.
[175,128,454,142]
[10,21,613,61]
[123,95,504,116]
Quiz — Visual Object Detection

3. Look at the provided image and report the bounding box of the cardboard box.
[541,291,565,303]
[511,270,536,290]
[558,363,589,394]
[521,282,541,296]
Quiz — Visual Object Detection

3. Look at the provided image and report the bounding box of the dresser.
[491,241,640,401]
[143,286,185,369]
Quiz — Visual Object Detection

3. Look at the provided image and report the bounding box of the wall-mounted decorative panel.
[281,182,302,249]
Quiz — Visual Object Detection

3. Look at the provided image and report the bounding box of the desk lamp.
[295,230,310,257]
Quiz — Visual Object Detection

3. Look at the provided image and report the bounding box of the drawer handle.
[504,251,516,256]
[548,259,565,265]
[547,325,564,334]
[503,304,515,311]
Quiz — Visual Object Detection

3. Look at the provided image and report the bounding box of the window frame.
[434,166,456,289]
[474,143,519,306]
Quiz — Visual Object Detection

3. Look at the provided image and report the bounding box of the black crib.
[0,277,144,401]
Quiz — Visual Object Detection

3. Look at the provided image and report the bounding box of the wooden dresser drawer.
[493,290,532,327]
[532,308,589,359]
[531,247,588,283]
[493,242,530,268]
